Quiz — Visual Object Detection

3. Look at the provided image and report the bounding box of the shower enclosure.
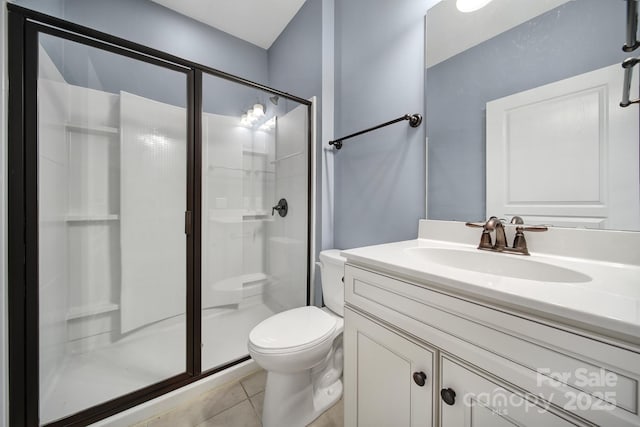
[8,6,311,426]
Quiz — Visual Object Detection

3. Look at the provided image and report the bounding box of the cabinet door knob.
[440,388,456,406]
[412,371,427,387]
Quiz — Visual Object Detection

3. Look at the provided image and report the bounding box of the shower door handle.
[185,210,192,235]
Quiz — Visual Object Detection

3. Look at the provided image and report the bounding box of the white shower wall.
[120,92,186,333]
[65,86,120,354]
[39,45,123,392]
[63,87,121,358]
[39,46,124,383]
[266,104,309,312]
[202,113,275,310]
[38,75,304,359]
[38,46,69,396]
[201,105,308,315]
[200,101,309,371]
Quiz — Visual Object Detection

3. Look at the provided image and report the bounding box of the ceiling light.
[252,104,265,118]
[240,104,267,128]
[456,0,494,13]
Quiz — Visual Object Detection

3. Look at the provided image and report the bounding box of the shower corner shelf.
[65,122,120,135]
[242,148,268,156]
[243,211,272,221]
[270,150,304,164]
[66,214,120,222]
[209,212,273,223]
[207,165,274,174]
[66,302,120,321]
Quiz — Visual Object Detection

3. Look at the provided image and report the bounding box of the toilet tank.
[319,249,346,316]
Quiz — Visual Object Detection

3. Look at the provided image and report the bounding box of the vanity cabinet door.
[440,356,584,427]
[344,307,435,427]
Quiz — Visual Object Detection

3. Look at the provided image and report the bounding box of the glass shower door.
[10,8,313,424]
[200,73,309,371]
[36,32,190,424]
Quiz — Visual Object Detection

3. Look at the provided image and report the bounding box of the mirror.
[425,0,640,231]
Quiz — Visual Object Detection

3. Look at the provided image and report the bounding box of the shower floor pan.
[40,300,276,424]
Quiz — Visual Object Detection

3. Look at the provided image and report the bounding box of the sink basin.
[405,247,591,283]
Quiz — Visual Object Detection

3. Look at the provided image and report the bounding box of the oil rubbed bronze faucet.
[465,216,548,255]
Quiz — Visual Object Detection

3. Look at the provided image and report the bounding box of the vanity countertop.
[341,221,640,346]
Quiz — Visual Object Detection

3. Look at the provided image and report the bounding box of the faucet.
[484,217,508,251]
[466,216,548,255]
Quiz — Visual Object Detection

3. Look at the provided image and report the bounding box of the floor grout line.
[248,397,263,425]
[195,399,253,427]
[138,370,342,427]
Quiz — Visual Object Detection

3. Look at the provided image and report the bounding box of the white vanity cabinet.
[342,263,640,427]
[439,356,579,426]
[344,307,435,427]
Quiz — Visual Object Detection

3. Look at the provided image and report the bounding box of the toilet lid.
[249,306,337,352]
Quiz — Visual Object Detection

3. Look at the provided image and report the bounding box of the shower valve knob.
[271,198,288,217]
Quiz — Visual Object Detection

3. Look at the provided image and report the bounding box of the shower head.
[269,95,279,105]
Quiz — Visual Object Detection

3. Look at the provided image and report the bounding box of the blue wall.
[333,0,429,249]
[15,0,269,113]
[15,0,268,83]
[269,0,322,103]
[426,0,625,222]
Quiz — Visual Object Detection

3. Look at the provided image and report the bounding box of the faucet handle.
[512,224,548,255]
[465,216,498,226]
[510,216,524,225]
[464,222,485,228]
[516,225,548,232]
[465,221,494,249]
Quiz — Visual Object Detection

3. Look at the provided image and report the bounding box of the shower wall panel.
[119,92,187,333]
[65,84,121,352]
[201,113,275,309]
[202,113,246,308]
[266,104,308,312]
[240,130,274,278]
[38,45,69,396]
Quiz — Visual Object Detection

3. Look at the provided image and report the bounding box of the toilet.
[248,249,345,427]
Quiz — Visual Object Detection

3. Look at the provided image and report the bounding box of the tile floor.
[135,370,344,427]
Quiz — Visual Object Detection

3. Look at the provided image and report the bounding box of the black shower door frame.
[7,4,312,426]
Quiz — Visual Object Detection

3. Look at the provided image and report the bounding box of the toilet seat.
[249,306,337,354]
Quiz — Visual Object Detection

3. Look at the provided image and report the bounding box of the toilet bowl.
[248,250,346,427]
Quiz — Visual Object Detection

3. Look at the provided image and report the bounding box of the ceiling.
[426,0,571,68]
[150,0,307,49]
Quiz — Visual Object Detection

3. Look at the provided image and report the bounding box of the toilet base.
[261,338,344,427]
[313,377,343,420]
[262,370,342,427]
